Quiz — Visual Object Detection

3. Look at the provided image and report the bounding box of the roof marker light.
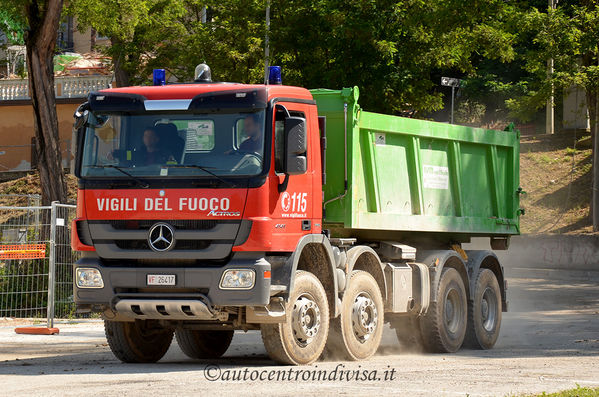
[268,66,282,85]
[194,63,212,82]
[153,69,166,86]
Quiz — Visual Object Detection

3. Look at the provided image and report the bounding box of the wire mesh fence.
[0,198,80,325]
[0,194,41,207]
[53,203,80,320]
[0,204,50,319]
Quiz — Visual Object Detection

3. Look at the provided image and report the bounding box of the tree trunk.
[25,0,66,205]
[588,88,599,231]
[110,36,131,88]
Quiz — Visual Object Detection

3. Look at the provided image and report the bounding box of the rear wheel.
[325,271,384,360]
[104,320,173,363]
[175,329,234,359]
[464,269,502,349]
[420,267,467,353]
[261,271,329,365]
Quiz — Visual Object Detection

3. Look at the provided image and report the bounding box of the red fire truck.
[71,65,517,365]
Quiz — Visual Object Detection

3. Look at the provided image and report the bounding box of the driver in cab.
[238,114,262,154]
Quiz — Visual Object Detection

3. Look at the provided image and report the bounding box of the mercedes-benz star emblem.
[148,223,175,252]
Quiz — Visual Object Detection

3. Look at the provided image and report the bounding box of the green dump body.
[311,87,521,243]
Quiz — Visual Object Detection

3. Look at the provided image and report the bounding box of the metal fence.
[0,199,79,326]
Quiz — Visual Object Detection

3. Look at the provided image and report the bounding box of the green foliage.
[455,99,486,125]
[67,0,152,41]
[565,147,578,156]
[0,6,25,45]
[505,2,599,120]
[269,0,516,114]
[67,0,521,115]
[143,0,267,84]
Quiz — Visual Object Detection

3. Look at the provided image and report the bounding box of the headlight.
[219,269,255,290]
[76,268,104,288]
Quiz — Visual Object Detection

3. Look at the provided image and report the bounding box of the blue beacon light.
[268,66,282,85]
[153,69,166,86]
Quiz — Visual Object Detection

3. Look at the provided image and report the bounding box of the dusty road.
[0,266,597,396]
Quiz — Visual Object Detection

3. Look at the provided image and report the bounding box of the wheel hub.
[444,288,461,334]
[291,295,321,346]
[352,293,378,342]
[481,298,489,319]
[445,299,455,320]
[481,287,497,332]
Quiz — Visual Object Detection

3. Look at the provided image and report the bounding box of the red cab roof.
[101,83,314,102]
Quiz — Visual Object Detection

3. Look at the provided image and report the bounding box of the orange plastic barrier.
[15,327,60,335]
[0,244,46,259]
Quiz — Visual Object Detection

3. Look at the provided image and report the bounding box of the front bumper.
[73,253,271,310]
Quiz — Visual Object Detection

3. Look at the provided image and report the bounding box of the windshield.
[79,111,266,178]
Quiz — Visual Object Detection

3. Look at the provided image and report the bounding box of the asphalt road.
[0,266,597,396]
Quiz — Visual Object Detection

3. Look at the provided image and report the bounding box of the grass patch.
[531,386,599,396]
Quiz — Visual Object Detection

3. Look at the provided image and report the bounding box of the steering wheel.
[231,153,262,173]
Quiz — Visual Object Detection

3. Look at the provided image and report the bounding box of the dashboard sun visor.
[88,92,147,113]
[188,88,267,112]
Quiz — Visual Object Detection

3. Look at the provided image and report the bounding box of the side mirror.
[284,116,307,175]
[74,102,90,130]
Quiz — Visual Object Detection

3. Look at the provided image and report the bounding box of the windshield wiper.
[88,165,150,188]
[165,164,237,188]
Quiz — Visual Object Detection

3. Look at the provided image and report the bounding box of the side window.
[275,110,305,174]
[274,113,285,173]
[93,115,121,165]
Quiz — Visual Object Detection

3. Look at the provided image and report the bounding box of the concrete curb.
[464,235,599,271]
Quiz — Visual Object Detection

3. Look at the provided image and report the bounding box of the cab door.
[269,101,321,250]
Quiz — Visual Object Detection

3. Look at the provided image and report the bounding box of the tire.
[261,271,329,365]
[175,329,234,359]
[419,267,467,353]
[464,269,502,349]
[325,271,384,361]
[391,315,425,352]
[104,320,174,363]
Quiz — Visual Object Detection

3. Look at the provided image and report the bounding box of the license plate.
[147,274,176,286]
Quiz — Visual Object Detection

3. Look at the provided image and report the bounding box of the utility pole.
[546,0,556,134]
[441,77,461,124]
[264,0,271,85]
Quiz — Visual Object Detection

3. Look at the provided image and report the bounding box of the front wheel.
[261,271,329,365]
[325,271,384,360]
[419,267,467,353]
[464,269,502,349]
[175,329,234,359]
[104,320,174,363]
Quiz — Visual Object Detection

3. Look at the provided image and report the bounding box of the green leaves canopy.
[67,0,516,114]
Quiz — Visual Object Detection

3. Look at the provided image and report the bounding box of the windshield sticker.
[186,121,214,151]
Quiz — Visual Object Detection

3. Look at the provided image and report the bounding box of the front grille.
[88,219,244,260]
[114,239,212,251]
[110,219,217,230]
